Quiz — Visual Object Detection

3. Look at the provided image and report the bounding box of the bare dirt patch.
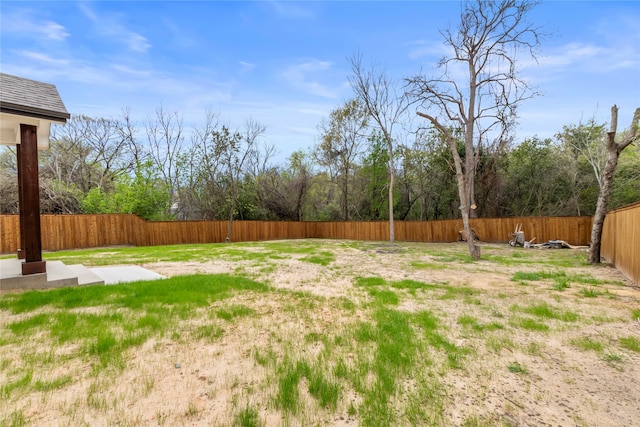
[1,240,639,426]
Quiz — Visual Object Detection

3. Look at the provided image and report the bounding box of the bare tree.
[316,98,369,220]
[35,113,145,213]
[184,109,222,219]
[589,106,640,264]
[349,54,410,242]
[82,116,136,187]
[408,0,542,259]
[556,118,607,186]
[246,141,278,180]
[47,114,139,193]
[222,118,266,241]
[145,106,185,202]
[186,113,265,234]
[116,107,146,168]
[259,151,310,221]
[0,147,19,213]
[555,118,608,217]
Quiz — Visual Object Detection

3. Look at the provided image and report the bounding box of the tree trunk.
[226,208,234,243]
[589,106,639,264]
[463,132,480,258]
[457,176,481,261]
[456,147,480,260]
[342,168,349,221]
[589,149,617,263]
[388,145,395,243]
[226,181,237,243]
[469,178,478,218]
[416,111,480,259]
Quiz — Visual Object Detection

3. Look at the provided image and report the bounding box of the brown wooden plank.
[1,211,637,285]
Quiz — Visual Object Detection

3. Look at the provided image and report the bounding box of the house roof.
[0,73,70,123]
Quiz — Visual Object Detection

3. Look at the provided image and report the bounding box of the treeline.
[0,105,638,221]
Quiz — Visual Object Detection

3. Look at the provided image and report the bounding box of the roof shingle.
[0,73,70,122]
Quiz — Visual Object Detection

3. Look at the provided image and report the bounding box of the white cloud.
[161,18,196,49]
[0,10,69,41]
[78,3,98,22]
[268,1,314,19]
[406,39,449,61]
[6,50,223,100]
[17,50,70,66]
[111,64,151,77]
[77,3,151,53]
[281,60,341,99]
[41,21,69,40]
[239,61,256,73]
[539,43,603,68]
[126,33,151,53]
[532,39,640,79]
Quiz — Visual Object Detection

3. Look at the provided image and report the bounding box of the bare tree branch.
[349,53,411,242]
[408,0,543,259]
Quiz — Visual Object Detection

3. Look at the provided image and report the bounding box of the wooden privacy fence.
[601,201,640,286]
[1,214,593,253]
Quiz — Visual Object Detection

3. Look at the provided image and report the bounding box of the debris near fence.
[507,222,589,250]
[458,228,479,242]
[509,224,535,247]
[531,240,589,250]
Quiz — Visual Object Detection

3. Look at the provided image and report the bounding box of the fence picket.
[2,211,637,284]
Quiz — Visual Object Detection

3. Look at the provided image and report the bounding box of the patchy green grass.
[367,288,399,305]
[484,249,588,268]
[410,260,446,270]
[507,362,528,374]
[233,405,262,427]
[39,240,335,267]
[272,357,339,413]
[216,305,256,321]
[355,276,477,302]
[511,270,617,291]
[581,287,604,298]
[354,276,387,287]
[516,302,579,322]
[619,336,640,353]
[1,410,26,427]
[571,337,605,352]
[0,274,268,390]
[458,315,504,332]
[486,335,515,353]
[1,371,32,399]
[552,277,570,291]
[509,317,550,332]
[192,323,225,343]
[351,308,453,426]
[300,250,335,266]
[604,352,625,369]
[1,240,635,426]
[0,274,268,314]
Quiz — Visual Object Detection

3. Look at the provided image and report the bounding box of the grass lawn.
[1,240,639,426]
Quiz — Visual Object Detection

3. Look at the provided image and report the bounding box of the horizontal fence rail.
[601,201,640,286]
[1,214,593,254]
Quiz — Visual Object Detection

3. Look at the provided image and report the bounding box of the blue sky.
[2,1,639,160]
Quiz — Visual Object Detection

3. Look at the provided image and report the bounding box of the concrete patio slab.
[0,259,163,290]
[0,259,78,290]
[88,266,166,285]
[67,264,106,286]
[41,260,80,287]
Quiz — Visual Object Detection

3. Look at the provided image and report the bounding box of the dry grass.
[1,240,639,426]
